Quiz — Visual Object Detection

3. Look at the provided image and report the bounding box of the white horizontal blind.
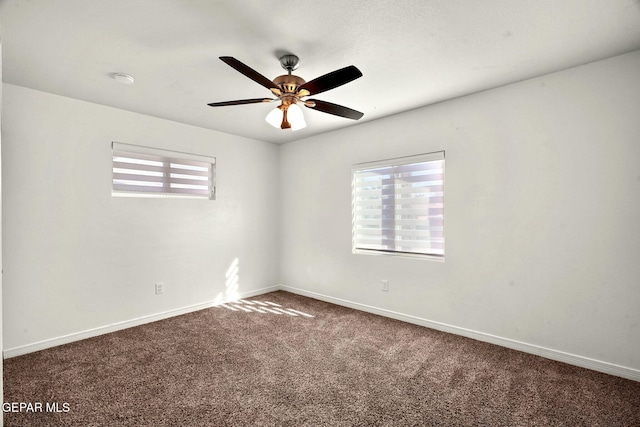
[112,142,215,199]
[352,152,444,258]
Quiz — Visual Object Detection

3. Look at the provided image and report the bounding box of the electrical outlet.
[155,282,164,295]
[382,280,389,292]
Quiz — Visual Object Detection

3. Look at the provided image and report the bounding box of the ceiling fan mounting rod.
[279,54,300,74]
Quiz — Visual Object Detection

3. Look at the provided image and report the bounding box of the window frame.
[112,142,216,200]
[351,151,445,261]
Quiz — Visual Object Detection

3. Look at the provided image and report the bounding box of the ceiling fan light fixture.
[265,104,306,131]
[210,55,363,130]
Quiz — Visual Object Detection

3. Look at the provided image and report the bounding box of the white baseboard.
[5,284,639,383]
[278,284,640,382]
[3,285,279,359]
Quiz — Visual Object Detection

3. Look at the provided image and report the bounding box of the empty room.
[1,0,640,425]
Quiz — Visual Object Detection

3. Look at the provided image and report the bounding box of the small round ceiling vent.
[112,73,135,85]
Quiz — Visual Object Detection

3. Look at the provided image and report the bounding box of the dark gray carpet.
[4,291,640,426]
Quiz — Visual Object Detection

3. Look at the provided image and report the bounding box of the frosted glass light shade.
[287,104,306,131]
[265,107,283,128]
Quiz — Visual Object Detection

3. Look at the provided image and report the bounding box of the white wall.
[279,50,640,373]
[1,39,4,427]
[2,84,280,353]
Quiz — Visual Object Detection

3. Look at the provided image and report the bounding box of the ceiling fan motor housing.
[273,74,306,98]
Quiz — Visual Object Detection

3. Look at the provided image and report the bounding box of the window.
[352,151,445,259]
[112,142,215,199]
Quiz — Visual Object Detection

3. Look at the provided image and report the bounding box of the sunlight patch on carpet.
[216,299,315,317]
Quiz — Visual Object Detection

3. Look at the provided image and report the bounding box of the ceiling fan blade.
[207,98,273,107]
[219,56,277,90]
[298,65,362,96]
[305,99,364,120]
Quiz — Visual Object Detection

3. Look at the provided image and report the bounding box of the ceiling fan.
[208,55,363,131]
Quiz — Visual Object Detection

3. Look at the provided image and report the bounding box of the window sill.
[352,249,445,262]
[111,191,214,200]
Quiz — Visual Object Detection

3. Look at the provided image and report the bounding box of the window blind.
[112,142,215,199]
[352,152,444,257]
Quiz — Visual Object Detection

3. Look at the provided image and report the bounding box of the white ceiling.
[2,0,640,144]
